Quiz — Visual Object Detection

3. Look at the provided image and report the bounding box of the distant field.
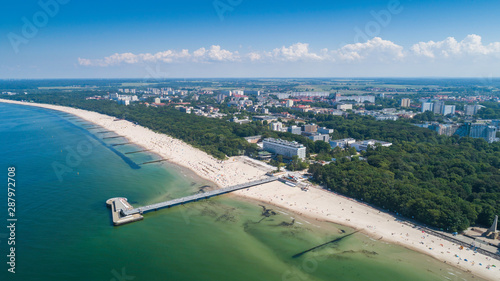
[38,86,98,90]
[121,82,158,87]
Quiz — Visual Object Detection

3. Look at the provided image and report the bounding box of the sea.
[0,102,483,281]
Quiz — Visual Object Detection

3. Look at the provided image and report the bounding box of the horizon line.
[1,77,500,81]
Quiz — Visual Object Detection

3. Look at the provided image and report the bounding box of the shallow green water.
[0,103,483,281]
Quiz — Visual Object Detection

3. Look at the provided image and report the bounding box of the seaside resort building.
[263,138,306,160]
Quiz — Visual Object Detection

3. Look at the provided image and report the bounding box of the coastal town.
[4,0,500,280]
[2,80,500,279]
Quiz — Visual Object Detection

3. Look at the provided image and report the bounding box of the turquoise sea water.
[0,103,484,281]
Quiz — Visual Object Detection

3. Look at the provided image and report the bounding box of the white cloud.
[78,35,500,68]
[247,52,262,61]
[193,45,240,62]
[269,42,326,61]
[77,58,92,66]
[79,46,238,66]
[140,49,190,63]
[411,34,500,59]
[334,37,405,62]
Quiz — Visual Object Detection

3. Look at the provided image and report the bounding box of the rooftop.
[263,138,305,148]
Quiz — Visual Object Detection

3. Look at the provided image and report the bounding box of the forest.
[308,128,500,232]
[478,101,500,119]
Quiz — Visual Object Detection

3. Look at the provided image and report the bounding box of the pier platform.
[106,197,143,226]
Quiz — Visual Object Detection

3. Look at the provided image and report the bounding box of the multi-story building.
[336,95,375,103]
[401,98,411,108]
[252,116,277,123]
[421,102,434,112]
[337,103,353,111]
[110,93,138,105]
[288,126,302,135]
[290,92,330,98]
[430,124,460,136]
[302,124,318,133]
[442,105,456,116]
[376,115,398,121]
[269,122,283,132]
[464,104,483,116]
[317,127,334,134]
[179,107,192,114]
[303,132,330,142]
[216,93,227,103]
[286,100,294,108]
[263,138,306,160]
[469,123,498,143]
[433,101,445,115]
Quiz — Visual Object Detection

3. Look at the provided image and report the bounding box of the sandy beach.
[2,99,499,280]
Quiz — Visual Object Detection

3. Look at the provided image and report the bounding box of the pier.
[119,177,278,217]
[103,136,124,139]
[106,198,144,226]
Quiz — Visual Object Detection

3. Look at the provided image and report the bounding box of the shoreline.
[2,99,498,280]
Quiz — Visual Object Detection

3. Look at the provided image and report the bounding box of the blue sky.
[1,0,500,78]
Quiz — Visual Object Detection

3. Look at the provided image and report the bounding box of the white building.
[443,105,456,116]
[305,133,330,142]
[290,92,330,98]
[263,138,306,160]
[421,102,434,112]
[318,127,334,134]
[469,123,498,143]
[337,95,375,103]
[337,103,353,111]
[288,125,302,135]
[433,101,445,115]
[118,100,130,106]
[464,104,484,116]
[351,140,392,152]
[269,122,284,132]
[329,138,356,149]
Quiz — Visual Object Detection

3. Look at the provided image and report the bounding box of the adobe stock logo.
[213,0,243,21]
[353,0,404,43]
[7,0,70,54]
[52,135,99,182]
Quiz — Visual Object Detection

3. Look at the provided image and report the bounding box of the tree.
[314,141,331,154]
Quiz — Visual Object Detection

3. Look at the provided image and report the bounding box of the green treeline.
[308,129,500,232]
[307,115,499,232]
[478,102,500,119]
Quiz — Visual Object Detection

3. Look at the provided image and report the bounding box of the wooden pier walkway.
[121,177,278,216]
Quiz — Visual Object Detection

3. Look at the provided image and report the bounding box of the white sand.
[2,99,499,280]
